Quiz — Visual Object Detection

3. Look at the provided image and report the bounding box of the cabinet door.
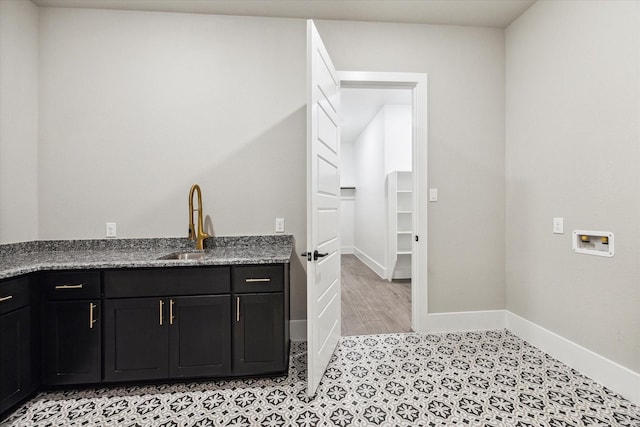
[104,298,169,382]
[44,300,101,385]
[0,307,32,414]
[169,295,231,378]
[233,293,284,375]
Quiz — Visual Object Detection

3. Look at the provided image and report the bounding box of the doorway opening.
[339,86,413,336]
[338,71,428,337]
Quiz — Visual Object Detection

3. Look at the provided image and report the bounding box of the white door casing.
[305,20,341,396]
[339,71,428,333]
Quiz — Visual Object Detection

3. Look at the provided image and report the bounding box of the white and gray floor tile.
[3,330,639,426]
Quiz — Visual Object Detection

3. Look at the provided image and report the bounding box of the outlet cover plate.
[106,223,117,238]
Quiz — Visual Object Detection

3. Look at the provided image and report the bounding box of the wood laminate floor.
[341,254,412,336]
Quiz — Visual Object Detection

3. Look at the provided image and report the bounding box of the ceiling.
[32,0,536,28]
[341,88,412,145]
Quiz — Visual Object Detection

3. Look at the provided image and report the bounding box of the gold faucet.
[188,184,209,250]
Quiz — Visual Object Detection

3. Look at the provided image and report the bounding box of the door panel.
[306,19,341,396]
[44,300,101,385]
[103,298,168,382]
[169,295,231,378]
[233,293,284,375]
[0,307,31,413]
[318,106,338,153]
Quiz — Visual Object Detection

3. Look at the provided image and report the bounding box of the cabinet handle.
[170,299,175,325]
[245,278,271,283]
[89,303,97,329]
[55,284,84,289]
[236,296,240,322]
[159,300,164,325]
[0,295,13,303]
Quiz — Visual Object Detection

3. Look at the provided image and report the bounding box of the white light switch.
[429,188,438,202]
[106,222,117,238]
[553,217,564,234]
[275,218,285,233]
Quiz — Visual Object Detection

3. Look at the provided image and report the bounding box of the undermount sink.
[159,252,207,261]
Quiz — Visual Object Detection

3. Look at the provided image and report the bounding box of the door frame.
[338,71,428,332]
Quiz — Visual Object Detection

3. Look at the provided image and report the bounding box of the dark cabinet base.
[169,295,231,378]
[104,295,233,382]
[104,298,169,382]
[0,307,35,414]
[234,293,285,375]
[44,301,101,385]
[1,262,290,420]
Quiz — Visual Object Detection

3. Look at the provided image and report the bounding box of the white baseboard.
[353,247,387,279]
[290,320,307,341]
[422,310,506,333]
[506,311,640,406]
[341,246,354,255]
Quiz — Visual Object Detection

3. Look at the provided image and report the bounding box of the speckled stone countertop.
[0,235,294,280]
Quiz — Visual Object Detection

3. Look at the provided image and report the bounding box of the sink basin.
[159,252,207,261]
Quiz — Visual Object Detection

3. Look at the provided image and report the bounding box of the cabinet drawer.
[0,276,30,315]
[42,271,101,300]
[233,265,283,293]
[104,267,230,298]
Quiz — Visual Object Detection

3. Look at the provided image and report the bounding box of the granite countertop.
[0,235,294,280]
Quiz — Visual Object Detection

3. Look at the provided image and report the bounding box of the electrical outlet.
[553,217,564,234]
[275,218,285,233]
[106,222,117,238]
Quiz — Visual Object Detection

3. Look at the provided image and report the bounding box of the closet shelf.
[388,170,413,281]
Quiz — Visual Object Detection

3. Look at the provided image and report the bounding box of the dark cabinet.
[104,297,169,382]
[232,265,289,375]
[41,271,101,385]
[169,295,231,378]
[44,301,101,385]
[234,293,284,374]
[1,261,290,418]
[103,267,232,382]
[0,276,36,415]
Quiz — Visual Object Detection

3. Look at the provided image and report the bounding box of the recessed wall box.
[572,230,614,257]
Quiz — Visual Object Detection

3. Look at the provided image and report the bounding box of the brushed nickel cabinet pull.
[245,278,271,283]
[159,300,164,326]
[236,297,240,322]
[0,295,13,303]
[55,284,84,289]
[89,303,97,329]
[170,299,175,325]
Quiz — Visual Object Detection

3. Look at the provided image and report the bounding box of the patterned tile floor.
[3,330,639,426]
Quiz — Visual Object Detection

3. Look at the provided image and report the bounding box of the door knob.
[301,250,329,261]
[313,250,328,260]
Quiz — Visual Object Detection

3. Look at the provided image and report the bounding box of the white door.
[305,19,341,396]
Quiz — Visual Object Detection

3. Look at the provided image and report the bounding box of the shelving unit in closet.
[387,171,412,280]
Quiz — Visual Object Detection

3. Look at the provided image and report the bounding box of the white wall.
[38,7,308,320]
[384,104,412,174]
[0,0,39,244]
[340,141,355,253]
[2,7,507,320]
[340,140,356,187]
[317,20,505,312]
[342,103,410,262]
[506,1,640,372]
[349,104,412,276]
[353,107,387,274]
